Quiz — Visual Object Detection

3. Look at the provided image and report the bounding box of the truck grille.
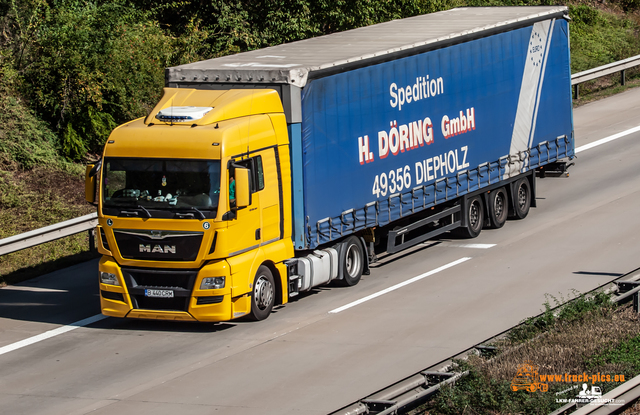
[113,229,203,261]
[122,268,197,312]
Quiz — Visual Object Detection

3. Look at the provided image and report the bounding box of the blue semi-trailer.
[92,7,574,322]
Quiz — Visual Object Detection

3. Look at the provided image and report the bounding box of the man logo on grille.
[139,244,176,254]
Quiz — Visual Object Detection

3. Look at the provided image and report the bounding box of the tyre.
[512,178,531,219]
[459,195,484,238]
[336,236,364,287]
[488,187,508,229]
[249,265,275,321]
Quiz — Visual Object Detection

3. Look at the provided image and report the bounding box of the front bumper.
[98,256,251,322]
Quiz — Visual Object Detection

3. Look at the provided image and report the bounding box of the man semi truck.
[86,7,574,322]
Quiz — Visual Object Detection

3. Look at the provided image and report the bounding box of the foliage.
[569,4,640,73]
[1,0,640,167]
[6,0,172,160]
[0,58,61,170]
[587,334,640,378]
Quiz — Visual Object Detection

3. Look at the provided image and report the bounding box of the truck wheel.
[488,188,508,229]
[249,265,275,321]
[459,195,484,238]
[513,178,531,219]
[337,236,364,287]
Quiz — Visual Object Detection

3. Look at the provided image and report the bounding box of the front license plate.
[145,289,174,298]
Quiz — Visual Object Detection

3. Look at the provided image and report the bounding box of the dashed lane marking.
[329,257,472,314]
[0,314,108,356]
[575,125,640,154]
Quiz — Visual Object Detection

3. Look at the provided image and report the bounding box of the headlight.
[100,272,120,286]
[201,276,225,289]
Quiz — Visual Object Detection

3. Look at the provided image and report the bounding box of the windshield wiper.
[173,207,207,220]
[188,207,206,220]
[119,205,152,218]
[137,205,152,218]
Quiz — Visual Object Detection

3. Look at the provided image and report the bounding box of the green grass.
[507,290,616,343]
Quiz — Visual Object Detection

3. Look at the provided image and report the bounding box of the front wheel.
[249,265,275,321]
[336,236,364,287]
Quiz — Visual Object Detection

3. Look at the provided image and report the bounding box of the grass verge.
[0,167,97,286]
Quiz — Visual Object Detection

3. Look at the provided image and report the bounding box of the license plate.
[145,289,174,298]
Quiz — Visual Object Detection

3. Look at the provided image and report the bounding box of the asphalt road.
[2,88,640,415]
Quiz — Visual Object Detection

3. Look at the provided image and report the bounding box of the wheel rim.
[345,244,361,278]
[254,275,273,311]
[469,201,480,229]
[518,185,528,210]
[494,192,505,219]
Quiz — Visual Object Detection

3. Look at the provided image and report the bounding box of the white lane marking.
[447,243,496,249]
[1,286,68,293]
[575,125,640,154]
[329,257,472,314]
[0,314,107,356]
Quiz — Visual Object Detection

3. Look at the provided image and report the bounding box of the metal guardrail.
[571,54,640,99]
[0,213,98,256]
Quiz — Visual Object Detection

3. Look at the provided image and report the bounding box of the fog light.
[201,276,225,289]
[100,272,120,286]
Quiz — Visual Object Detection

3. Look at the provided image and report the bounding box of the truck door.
[226,160,261,256]
[225,150,280,255]
[254,149,280,244]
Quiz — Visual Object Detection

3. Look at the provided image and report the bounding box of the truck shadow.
[91,317,235,333]
[572,271,624,277]
[0,258,230,332]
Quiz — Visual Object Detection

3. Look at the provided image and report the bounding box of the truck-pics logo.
[511,362,549,392]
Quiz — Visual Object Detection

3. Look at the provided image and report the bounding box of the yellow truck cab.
[88,88,294,321]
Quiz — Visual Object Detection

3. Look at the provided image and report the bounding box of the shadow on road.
[0,258,234,333]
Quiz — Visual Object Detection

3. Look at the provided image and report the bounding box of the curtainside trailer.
[86,6,574,322]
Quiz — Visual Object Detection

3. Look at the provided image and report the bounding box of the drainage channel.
[329,267,640,415]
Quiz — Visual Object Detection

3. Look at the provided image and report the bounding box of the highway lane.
[1,88,640,414]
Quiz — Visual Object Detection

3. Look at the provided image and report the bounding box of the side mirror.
[235,168,251,208]
[85,164,96,203]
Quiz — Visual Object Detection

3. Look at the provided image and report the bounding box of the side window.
[254,156,264,191]
[235,156,264,193]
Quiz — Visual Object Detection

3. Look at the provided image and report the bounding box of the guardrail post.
[634,291,639,314]
[621,69,626,86]
[574,84,579,99]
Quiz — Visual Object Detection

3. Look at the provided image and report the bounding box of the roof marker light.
[156,106,213,123]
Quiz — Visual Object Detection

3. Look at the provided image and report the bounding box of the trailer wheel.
[488,188,508,229]
[460,196,484,238]
[513,178,531,219]
[336,236,364,287]
[249,265,275,321]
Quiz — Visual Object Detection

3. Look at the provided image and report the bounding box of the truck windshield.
[102,158,221,215]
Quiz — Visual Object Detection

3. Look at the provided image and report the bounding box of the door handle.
[255,228,261,240]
